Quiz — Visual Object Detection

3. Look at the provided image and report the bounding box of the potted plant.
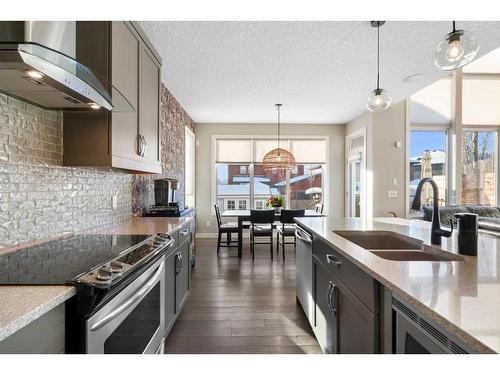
[266,194,284,213]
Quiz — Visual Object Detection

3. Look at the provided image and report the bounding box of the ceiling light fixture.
[26,70,44,79]
[262,104,296,172]
[88,102,101,110]
[366,21,391,112]
[435,21,479,71]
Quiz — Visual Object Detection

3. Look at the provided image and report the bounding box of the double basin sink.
[333,230,463,262]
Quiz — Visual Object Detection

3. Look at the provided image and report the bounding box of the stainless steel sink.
[368,250,462,262]
[334,231,423,250]
[333,230,463,262]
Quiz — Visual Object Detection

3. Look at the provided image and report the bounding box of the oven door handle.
[90,262,164,332]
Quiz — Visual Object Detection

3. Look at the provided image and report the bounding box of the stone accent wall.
[132,84,195,215]
[0,94,133,249]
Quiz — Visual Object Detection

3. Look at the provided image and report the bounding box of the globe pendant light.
[366,21,391,112]
[262,104,296,172]
[435,21,479,71]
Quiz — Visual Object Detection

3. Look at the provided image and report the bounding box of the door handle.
[137,134,143,156]
[90,262,164,332]
[175,253,182,274]
[181,229,189,237]
[326,254,341,268]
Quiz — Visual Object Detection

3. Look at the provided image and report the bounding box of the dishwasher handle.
[295,228,312,243]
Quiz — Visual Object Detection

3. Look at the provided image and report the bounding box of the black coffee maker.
[454,213,478,256]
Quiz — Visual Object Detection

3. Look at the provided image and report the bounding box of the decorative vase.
[274,207,282,213]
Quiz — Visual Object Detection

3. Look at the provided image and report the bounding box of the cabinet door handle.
[137,134,143,156]
[175,253,182,274]
[141,135,147,157]
[327,282,333,312]
[181,229,189,237]
[326,254,341,268]
[328,281,337,316]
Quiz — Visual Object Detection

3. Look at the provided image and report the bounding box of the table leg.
[238,217,243,258]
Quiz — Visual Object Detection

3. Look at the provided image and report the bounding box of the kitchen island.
[0,216,193,353]
[295,216,500,354]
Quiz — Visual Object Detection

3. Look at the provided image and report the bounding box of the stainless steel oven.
[85,256,165,354]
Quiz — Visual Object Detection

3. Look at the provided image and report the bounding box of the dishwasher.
[295,226,313,325]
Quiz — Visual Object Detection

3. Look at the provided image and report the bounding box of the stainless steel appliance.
[295,226,313,323]
[0,232,173,354]
[0,21,132,111]
[393,298,467,354]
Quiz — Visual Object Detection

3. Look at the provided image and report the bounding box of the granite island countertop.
[0,216,193,342]
[295,216,500,354]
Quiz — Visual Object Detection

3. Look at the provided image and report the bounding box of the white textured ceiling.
[139,21,500,124]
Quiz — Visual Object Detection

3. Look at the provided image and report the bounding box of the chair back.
[280,209,305,224]
[315,203,324,214]
[214,204,222,228]
[250,209,275,225]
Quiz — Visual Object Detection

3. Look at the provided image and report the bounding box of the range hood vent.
[0,22,133,112]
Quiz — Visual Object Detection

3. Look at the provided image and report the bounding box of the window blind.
[215,139,252,163]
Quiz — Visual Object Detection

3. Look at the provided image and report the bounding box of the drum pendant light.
[366,21,391,112]
[435,21,479,71]
[262,104,296,172]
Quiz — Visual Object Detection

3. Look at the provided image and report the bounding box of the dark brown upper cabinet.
[63,21,162,173]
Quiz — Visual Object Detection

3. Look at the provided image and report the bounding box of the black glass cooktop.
[0,234,150,285]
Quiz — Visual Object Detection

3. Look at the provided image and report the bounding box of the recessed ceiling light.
[403,73,424,83]
[88,103,101,110]
[26,70,44,79]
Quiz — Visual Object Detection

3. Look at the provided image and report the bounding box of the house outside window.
[255,200,264,209]
[238,200,247,210]
[227,200,235,210]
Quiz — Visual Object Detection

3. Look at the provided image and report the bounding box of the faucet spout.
[411,177,453,245]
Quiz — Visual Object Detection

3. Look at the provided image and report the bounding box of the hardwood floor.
[164,238,321,354]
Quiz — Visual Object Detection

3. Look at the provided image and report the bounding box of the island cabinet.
[311,237,379,353]
[63,21,161,173]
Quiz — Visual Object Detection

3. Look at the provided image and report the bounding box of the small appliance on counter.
[145,178,181,217]
[454,213,478,256]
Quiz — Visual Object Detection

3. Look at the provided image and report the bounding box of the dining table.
[220,209,323,257]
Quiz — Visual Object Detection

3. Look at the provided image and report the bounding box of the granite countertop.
[295,216,500,354]
[0,216,193,342]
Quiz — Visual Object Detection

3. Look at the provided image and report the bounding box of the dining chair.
[249,209,275,260]
[277,209,305,260]
[214,205,239,255]
[315,203,324,214]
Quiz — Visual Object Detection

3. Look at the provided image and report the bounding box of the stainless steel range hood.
[0,21,133,112]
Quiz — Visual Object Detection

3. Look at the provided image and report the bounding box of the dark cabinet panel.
[313,236,378,313]
[313,257,336,353]
[175,239,190,313]
[313,255,378,354]
[63,21,161,174]
[164,251,177,334]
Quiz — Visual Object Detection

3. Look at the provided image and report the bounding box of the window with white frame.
[238,200,247,210]
[227,200,235,210]
[185,127,195,208]
[214,137,327,212]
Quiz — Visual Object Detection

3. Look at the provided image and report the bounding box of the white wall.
[195,123,345,234]
[345,100,408,218]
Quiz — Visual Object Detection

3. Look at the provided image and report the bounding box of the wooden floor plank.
[164,238,320,354]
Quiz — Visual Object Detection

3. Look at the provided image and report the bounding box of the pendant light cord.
[452,20,456,33]
[376,23,380,90]
[276,104,281,148]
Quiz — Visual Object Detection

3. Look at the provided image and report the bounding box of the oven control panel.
[73,233,173,288]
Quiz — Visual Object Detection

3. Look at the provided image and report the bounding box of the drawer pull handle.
[181,229,189,236]
[326,254,341,268]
